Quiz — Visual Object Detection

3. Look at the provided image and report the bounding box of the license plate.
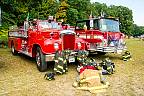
[69,56,75,63]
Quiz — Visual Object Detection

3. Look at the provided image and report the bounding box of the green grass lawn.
[126,38,144,63]
[0,38,144,96]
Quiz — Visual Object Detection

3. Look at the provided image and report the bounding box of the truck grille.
[62,34,75,50]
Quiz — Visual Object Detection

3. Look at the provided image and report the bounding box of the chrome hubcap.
[12,46,14,53]
[36,52,41,66]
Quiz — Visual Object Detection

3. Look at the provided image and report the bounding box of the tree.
[67,8,78,26]
[38,0,58,19]
[91,2,108,17]
[56,0,69,22]
[0,0,138,37]
[68,0,91,20]
[107,5,133,35]
[132,24,144,36]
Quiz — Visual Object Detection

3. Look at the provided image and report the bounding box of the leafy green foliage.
[91,2,108,17]
[107,5,133,35]
[0,0,143,39]
[132,24,144,36]
[0,27,8,46]
[67,8,78,26]
[56,0,69,22]
[68,0,91,20]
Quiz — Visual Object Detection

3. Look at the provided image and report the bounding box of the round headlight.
[109,42,114,47]
[54,43,59,50]
[77,42,81,49]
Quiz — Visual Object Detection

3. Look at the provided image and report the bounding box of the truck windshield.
[99,19,120,32]
[39,21,60,30]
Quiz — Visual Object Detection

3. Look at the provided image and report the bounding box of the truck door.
[21,21,29,52]
[27,21,37,53]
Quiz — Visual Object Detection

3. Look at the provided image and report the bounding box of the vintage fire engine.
[75,17,126,55]
[8,18,87,72]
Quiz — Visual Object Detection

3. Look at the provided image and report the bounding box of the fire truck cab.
[8,18,87,72]
[75,17,126,54]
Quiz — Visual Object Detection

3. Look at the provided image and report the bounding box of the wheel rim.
[11,45,15,53]
[36,52,41,67]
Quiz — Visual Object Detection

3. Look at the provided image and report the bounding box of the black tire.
[11,43,18,55]
[36,47,47,72]
[97,52,106,55]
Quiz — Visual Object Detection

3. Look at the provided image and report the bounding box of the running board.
[18,50,32,57]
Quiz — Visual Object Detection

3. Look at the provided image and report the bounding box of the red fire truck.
[8,18,87,72]
[75,17,126,55]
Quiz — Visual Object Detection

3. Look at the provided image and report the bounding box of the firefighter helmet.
[125,51,130,54]
[44,72,55,81]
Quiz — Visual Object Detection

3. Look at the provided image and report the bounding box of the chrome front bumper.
[97,47,115,52]
[96,46,126,53]
[45,54,55,61]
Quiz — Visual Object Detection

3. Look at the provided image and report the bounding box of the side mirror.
[50,32,54,39]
